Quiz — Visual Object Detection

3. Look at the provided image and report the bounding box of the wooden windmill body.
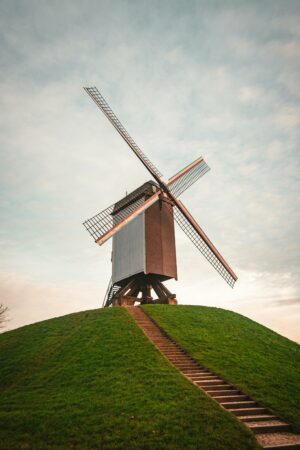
[83,87,238,307]
[111,182,177,305]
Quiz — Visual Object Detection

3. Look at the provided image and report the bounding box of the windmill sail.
[168,157,210,197]
[83,184,161,245]
[173,203,237,287]
[84,87,163,182]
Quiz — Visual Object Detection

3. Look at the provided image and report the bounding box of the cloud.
[238,86,262,103]
[270,298,300,307]
[275,106,300,130]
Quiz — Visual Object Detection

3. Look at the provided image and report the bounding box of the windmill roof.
[113,181,159,214]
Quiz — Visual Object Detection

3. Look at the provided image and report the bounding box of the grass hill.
[0,308,260,450]
[143,305,300,430]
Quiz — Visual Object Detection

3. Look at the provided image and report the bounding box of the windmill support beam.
[107,274,177,307]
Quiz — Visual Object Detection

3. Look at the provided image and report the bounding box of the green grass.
[143,304,300,429]
[0,308,260,450]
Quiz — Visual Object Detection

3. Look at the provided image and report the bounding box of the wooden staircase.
[127,307,300,449]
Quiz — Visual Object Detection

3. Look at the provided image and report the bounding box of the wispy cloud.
[270,298,300,307]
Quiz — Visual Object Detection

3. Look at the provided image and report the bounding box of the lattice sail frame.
[168,159,210,197]
[173,207,236,287]
[83,196,145,242]
[84,87,163,180]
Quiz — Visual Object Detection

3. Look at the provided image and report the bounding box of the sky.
[0,0,299,341]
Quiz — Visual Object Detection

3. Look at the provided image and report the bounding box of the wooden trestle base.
[111,275,177,307]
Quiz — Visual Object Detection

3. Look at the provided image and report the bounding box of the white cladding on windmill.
[83,87,238,307]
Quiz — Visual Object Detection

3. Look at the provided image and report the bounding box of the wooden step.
[147,337,166,340]
[158,348,181,352]
[156,346,179,350]
[168,357,194,362]
[230,407,269,416]
[141,327,159,330]
[214,395,249,402]
[202,384,234,391]
[222,401,257,409]
[195,378,221,383]
[171,362,196,366]
[168,356,193,360]
[206,389,240,396]
[191,370,216,378]
[239,414,277,422]
[181,370,207,375]
[188,370,213,375]
[186,372,207,381]
[246,421,292,434]
[157,344,178,348]
[149,338,167,341]
[196,380,225,386]
[187,372,210,378]
[172,359,196,363]
[174,366,200,370]
[163,351,186,355]
[262,443,300,450]
[173,361,199,366]
[191,375,219,381]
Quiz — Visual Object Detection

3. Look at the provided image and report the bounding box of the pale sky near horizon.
[1,0,299,341]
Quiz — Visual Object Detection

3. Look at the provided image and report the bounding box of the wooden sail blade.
[83,190,161,246]
[83,202,116,242]
[167,156,210,197]
[173,201,237,287]
[84,87,163,183]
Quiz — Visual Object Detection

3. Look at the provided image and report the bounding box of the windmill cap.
[112,181,159,215]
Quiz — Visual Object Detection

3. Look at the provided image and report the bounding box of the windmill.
[83,87,237,307]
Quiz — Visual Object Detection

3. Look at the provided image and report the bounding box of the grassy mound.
[0,308,259,450]
[143,305,300,429]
